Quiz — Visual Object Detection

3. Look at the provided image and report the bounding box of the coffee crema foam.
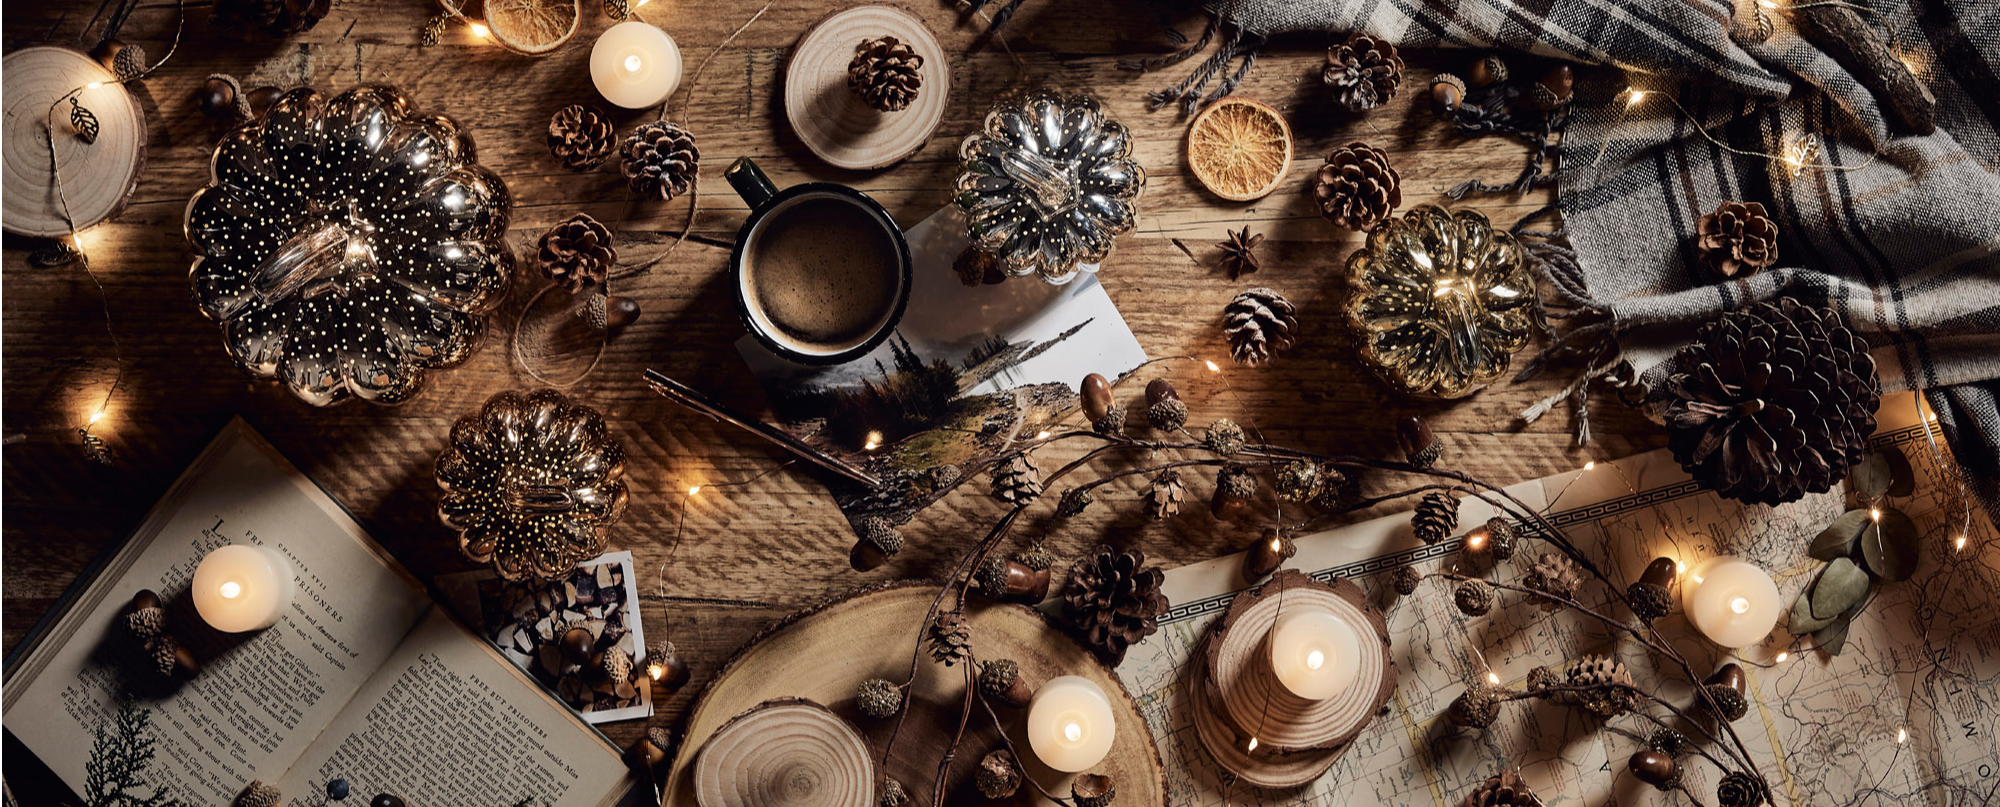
[746,195,903,354]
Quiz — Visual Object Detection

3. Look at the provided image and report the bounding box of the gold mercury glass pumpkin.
[436,389,629,582]
[1343,205,1539,398]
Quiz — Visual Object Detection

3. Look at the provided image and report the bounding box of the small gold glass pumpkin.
[1343,205,1538,398]
[437,389,629,582]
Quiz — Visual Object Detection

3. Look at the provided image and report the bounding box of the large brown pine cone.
[1661,299,1879,505]
[1061,546,1169,665]
[1463,769,1542,807]
[1322,34,1405,112]
[1716,772,1768,807]
[847,36,925,112]
[1315,142,1402,231]
[537,214,618,293]
[620,121,701,201]
[1696,202,1779,278]
[1223,287,1299,366]
[213,0,330,37]
[548,105,617,172]
[1564,655,1638,717]
[990,454,1044,505]
[1410,490,1459,545]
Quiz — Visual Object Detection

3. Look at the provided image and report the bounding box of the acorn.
[604,295,642,334]
[1447,683,1500,728]
[1071,773,1115,807]
[1700,663,1750,722]
[849,516,903,572]
[151,635,201,679]
[1627,556,1677,622]
[198,76,240,119]
[976,557,1050,604]
[1080,373,1114,422]
[1397,415,1441,468]
[1466,54,1509,87]
[623,731,669,773]
[975,749,1021,798]
[646,641,691,693]
[1629,750,1681,790]
[1429,74,1468,119]
[1211,463,1257,519]
[559,625,595,665]
[245,86,283,118]
[1243,530,1295,583]
[370,795,405,807]
[1533,64,1574,110]
[856,678,906,719]
[90,38,133,74]
[978,658,1035,708]
[1144,379,1187,432]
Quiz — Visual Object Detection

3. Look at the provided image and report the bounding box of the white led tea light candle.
[191,544,294,633]
[1268,608,1360,701]
[1681,556,1780,648]
[1027,675,1115,772]
[590,21,682,109]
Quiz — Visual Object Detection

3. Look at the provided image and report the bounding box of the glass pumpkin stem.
[252,220,357,304]
[1001,149,1077,215]
[501,482,578,515]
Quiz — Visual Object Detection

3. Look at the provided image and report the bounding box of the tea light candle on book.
[191,545,293,632]
[1681,556,1780,648]
[1027,676,1115,772]
[590,21,682,109]
[1268,608,1360,701]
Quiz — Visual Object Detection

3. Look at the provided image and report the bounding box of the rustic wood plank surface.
[1,0,1661,757]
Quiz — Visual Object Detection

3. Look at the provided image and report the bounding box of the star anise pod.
[1215,226,1263,279]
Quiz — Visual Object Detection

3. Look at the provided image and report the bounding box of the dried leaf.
[68,99,100,144]
[1810,509,1871,561]
[1848,453,1891,500]
[1880,447,1915,497]
[1811,557,1870,621]
[1860,507,1920,582]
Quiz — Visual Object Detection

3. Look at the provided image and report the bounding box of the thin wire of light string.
[1595,88,1880,176]
[509,284,611,387]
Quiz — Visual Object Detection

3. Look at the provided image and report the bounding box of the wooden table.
[0,0,1662,754]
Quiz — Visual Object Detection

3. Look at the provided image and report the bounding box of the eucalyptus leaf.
[1849,453,1892,500]
[1861,507,1921,582]
[1881,447,1916,497]
[1815,614,1853,656]
[1789,578,1837,633]
[1812,557,1869,620]
[1810,509,1871,561]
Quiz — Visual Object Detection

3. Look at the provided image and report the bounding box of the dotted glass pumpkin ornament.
[953,88,1145,285]
[436,390,629,583]
[1343,205,1539,398]
[185,85,513,406]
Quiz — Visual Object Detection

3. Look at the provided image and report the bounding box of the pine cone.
[538,214,617,293]
[1146,397,1188,432]
[1391,566,1423,596]
[928,610,972,667]
[1463,769,1541,807]
[1448,683,1501,728]
[1216,226,1263,280]
[1454,580,1492,616]
[856,677,904,718]
[1274,460,1324,503]
[847,36,925,112]
[1315,142,1402,231]
[990,454,1044,505]
[1204,419,1246,455]
[1522,553,1581,609]
[1322,33,1405,112]
[1565,655,1637,717]
[1662,299,1880,505]
[1061,546,1169,665]
[1717,773,1768,807]
[1411,491,1459,545]
[235,780,283,807]
[620,121,701,201]
[1145,469,1185,519]
[1695,201,1779,278]
[213,0,329,37]
[879,777,908,807]
[548,105,617,172]
[1223,287,1299,366]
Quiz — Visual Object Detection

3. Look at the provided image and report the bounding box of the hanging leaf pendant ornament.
[68,97,100,144]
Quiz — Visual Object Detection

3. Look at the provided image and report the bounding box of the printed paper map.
[1117,392,1999,806]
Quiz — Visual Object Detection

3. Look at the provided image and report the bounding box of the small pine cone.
[620,121,701,201]
[125,606,167,640]
[1701,683,1749,723]
[1525,666,1561,698]
[235,780,282,807]
[1145,469,1186,519]
[1321,33,1405,112]
[1223,287,1299,366]
[1274,460,1324,503]
[1015,542,1056,571]
[1448,683,1501,728]
[1092,404,1126,435]
[1484,517,1519,561]
[548,105,617,172]
[847,36,925,112]
[879,777,908,807]
[1204,419,1246,456]
[856,677,904,718]
[977,659,1020,698]
[1649,728,1691,756]
[990,454,1044,505]
[1454,580,1493,616]
[1391,566,1423,596]
[1696,201,1779,278]
[1071,772,1115,807]
[1462,769,1540,807]
[418,13,446,47]
[1056,487,1095,518]
[1522,553,1582,609]
[928,610,972,667]
[1716,773,1768,807]
[1627,581,1673,622]
[1411,491,1459,545]
[538,213,618,293]
[975,749,1021,799]
[601,645,634,682]
[1565,655,1638,717]
[1146,397,1188,432]
[1315,142,1402,231]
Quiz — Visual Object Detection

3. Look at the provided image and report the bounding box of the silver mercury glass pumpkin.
[184,85,513,406]
[953,89,1145,285]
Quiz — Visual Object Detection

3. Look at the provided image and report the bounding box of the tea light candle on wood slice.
[590,21,681,109]
[1681,556,1780,648]
[1027,675,1115,772]
[191,544,293,632]
[1268,608,1361,701]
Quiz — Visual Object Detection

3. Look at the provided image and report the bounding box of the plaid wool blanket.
[1137,0,2000,516]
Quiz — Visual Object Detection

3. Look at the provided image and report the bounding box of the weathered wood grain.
[1,0,1659,758]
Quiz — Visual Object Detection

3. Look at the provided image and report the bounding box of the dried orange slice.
[482,0,579,56]
[1186,97,1294,202]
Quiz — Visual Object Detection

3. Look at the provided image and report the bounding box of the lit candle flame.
[1063,722,1082,743]
[1306,650,1324,671]
[219,581,243,599]
[624,54,643,73]
[1731,597,1750,615]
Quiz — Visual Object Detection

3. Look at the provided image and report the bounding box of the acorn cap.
[1071,772,1115,807]
[1701,663,1749,721]
[1146,397,1189,432]
[975,749,1021,798]
[1429,74,1468,119]
[1448,683,1501,728]
[856,677,904,719]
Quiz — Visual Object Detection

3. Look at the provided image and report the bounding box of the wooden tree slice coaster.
[1193,570,1396,786]
[783,5,949,170]
[663,582,1164,807]
[1189,670,1347,789]
[2,47,146,238]
[694,697,874,807]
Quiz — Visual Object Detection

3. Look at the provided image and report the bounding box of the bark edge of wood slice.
[783,4,949,171]
[694,697,875,807]
[2,47,147,238]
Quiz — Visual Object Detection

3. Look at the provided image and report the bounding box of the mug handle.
[725,157,778,209]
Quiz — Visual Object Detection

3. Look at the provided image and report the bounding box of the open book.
[2,419,636,807]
